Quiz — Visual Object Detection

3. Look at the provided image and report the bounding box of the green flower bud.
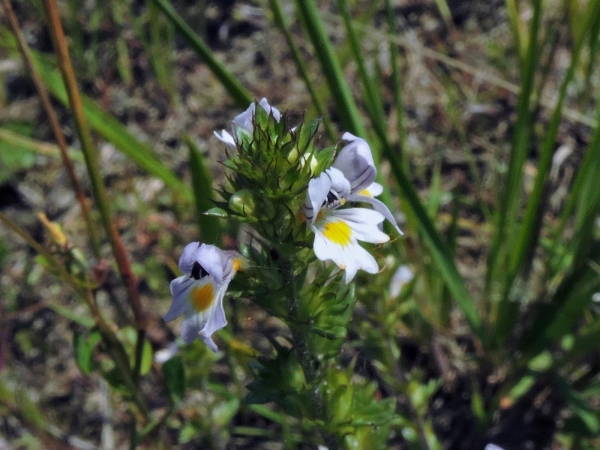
[229,189,256,218]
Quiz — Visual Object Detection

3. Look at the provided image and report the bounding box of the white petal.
[154,342,179,363]
[484,445,505,450]
[362,182,383,197]
[178,242,201,274]
[181,314,203,344]
[213,130,236,148]
[165,276,196,322]
[348,194,403,236]
[178,278,222,345]
[220,250,242,280]
[326,167,351,199]
[390,265,414,298]
[199,284,228,339]
[333,133,376,193]
[328,208,389,244]
[200,335,219,352]
[304,172,331,222]
[311,218,381,283]
[232,102,256,132]
[258,98,281,122]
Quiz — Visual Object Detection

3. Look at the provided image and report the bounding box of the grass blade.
[184,135,221,245]
[267,0,336,142]
[294,0,366,137]
[36,64,191,200]
[151,0,252,108]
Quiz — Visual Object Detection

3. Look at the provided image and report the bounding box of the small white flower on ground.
[389,265,414,298]
[304,168,390,283]
[154,341,180,364]
[484,444,504,450]
[164,242,241,351]
[214,98,281,148]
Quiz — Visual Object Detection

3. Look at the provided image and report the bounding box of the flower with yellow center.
[164,242,241,351]
[303,133,403,282]
[304,168,390,283]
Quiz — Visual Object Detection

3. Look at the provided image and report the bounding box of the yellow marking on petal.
[340,198,346,205]
[323,220,352,246]
[358,189,372,197]
[191,284,214,312]
[233,259,241,272]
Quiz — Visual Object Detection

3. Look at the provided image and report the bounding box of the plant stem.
[280,257,338,449]
[41,0,146,332]
[0,0,101,259]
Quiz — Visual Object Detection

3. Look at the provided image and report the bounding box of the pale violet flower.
[164,242,241,351]
[214,98,281,148]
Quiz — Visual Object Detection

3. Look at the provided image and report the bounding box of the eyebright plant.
[163,99,402,448]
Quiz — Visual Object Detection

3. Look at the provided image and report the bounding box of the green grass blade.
[0,127,83,161]
[267,0,336,142]
[554,87,600,244]
[294,0,366,137]
[184,135,220,245]
[385,144,482,332]
[484,0,541,328]
[519,245,600,355]
[509,0,600,279]
[151,0,252,108]
[384,0,408,170]
[35,62,191,200]
[337,0,386,130]
[495,0,600,345]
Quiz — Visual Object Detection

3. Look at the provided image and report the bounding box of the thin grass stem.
[1,0,101,259]
[267,0,337,142]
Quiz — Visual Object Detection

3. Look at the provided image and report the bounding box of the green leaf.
[74,330,102,375]
[162,356,186,405]
[47,303,95,328]
[0,123,36,184]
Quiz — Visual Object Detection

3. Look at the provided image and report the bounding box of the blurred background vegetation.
[1,0,600,448]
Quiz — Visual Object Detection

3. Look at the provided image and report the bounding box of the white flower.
[389,265,414,298]
[214,98,281,148]
[164,242,241,351]
[303,133,403,282]
[154,341,180,363]
[304,167,390,283]
[333,132,403,236]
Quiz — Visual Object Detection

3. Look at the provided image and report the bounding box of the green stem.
[280,257,338,449]
[41,0,146,332]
